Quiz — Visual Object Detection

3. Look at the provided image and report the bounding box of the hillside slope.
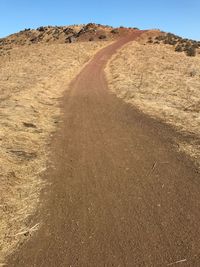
[106,33,200,166]
[1,24,139,262]
[0,23,137,52]
[0,40,110,264]
[8,31,200,267]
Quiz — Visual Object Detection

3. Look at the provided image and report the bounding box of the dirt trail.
[8,31,200,267]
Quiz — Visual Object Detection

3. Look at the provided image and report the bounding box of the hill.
[1,24,200,265]
[0,29,112,263]
[106,30,200,166]
[0,23,138,52]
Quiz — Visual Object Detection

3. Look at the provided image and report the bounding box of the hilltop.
[1,23,200,58]
[0,23,138,48]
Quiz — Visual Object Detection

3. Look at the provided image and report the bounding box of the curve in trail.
[8,31,200,267]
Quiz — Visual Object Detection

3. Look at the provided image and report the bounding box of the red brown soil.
[8,31,200,267]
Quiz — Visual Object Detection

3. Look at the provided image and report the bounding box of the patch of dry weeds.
[0,41,109,263]
[106,41,200,165]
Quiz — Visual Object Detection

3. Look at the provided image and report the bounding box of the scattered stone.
[0,24,137,49]
[152,32,199,57]
[63,28,75,35]
[68,36,76,43]
[30,37,38,43]
[99,35,107,40]
[185,46,196,57]
[23,122,37,128]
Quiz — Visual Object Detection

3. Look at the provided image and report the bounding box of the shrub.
[163,37,177,45]
[175,45,183,52]
[169,39,177,45]
[163,39,169,44]
[179,39,185,44]
[185,46,196,57]
[37,26,45,32]
[155,35,165,41]
[148,31,199,55]
[183,42,191,51]
[86,23,96,28]
[191,42,199,49]
[111,29,119,34]
[99,35,107,39]
[30,37,38,43]
[148,37,153,43]
[63,28,75,35]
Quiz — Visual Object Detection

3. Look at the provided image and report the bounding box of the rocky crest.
[0,23,139,49]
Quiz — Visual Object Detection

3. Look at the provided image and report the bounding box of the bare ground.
[0,41,110,263]
[106,40,200,166]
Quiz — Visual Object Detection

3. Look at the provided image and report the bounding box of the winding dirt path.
[8,31,200,266]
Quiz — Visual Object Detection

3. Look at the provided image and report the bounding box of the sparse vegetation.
[147,37,153,43]
[0,23,135,49]
[175,44,183,52]
[185,46,196,57]
[99,34,107,39]
[149,32,200,57]
[111,29,119,34]
[106,40,200,165]
[0,40,110,264]
[37,26,45,32]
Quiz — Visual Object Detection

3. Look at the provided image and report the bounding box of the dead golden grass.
[106,41,200,166]
[0,41,110,263]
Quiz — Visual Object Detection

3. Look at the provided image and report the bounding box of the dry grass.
[0,41,109,263]
[106,41,200,165]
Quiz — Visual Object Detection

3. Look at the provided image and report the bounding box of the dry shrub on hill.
[148,32,200,57]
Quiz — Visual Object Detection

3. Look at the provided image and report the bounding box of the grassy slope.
[106,41,200,166]
[0,41,110,263]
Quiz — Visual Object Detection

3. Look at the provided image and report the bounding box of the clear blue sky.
[0,0,199,40]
